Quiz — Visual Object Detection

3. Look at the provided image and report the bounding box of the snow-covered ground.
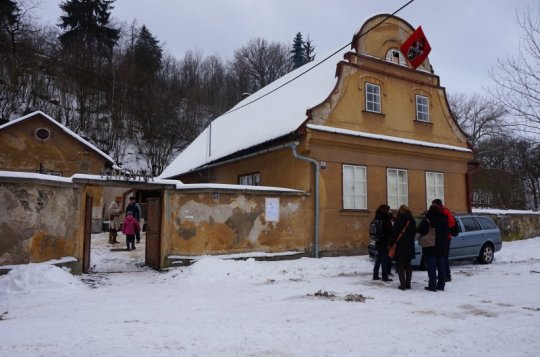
[89,232,147,273]
[1,235,540,356]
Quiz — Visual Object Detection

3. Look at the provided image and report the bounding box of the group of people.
[372,199,455,292]
[108,196,143,251]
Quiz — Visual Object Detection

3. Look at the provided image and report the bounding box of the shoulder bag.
[418,221,436,247]
[388,220,411,258]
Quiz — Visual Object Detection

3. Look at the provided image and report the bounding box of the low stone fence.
[474,210,540,241]
[161,187,312,268]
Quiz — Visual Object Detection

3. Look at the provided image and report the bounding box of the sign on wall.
[265,197,280,222]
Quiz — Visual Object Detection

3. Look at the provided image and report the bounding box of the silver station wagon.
[369,214,503,266]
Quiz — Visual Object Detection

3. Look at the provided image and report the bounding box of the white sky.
[32,0,536,96]
[1,233,539,355]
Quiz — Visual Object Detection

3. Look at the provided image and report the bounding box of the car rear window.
[460,217,482,232]
[476,217,497,230]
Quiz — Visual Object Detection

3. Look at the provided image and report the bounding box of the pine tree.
[133,25,163,77]
[0,0,21,55]
[290,32,305,69]
[58,0,120,57]
[303,35,316,62]
[290,32,316,69]
[57,0,120,132]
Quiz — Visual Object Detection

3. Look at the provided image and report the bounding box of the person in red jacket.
[432,199,455,282]
[122,211,140,251]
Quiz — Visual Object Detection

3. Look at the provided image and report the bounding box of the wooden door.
[82,194,92,273]
[145,197,162,270]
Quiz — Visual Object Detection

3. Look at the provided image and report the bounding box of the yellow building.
[160,14,474,256]
[0,111,117,233]
[0,111,115,176]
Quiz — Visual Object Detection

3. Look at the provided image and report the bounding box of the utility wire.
[222,0,416,116]
[6,0,415,118]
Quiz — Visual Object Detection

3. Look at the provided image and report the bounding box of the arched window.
[385,48,408,66]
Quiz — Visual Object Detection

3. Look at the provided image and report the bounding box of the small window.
[343,165,367,209]
[416,95,429,122]
[387,168,408,210]
[35,128,51,140]
[365,83,381,113]
[239,172,260,186]
[385,49,408,66]
[426,172,444,209]
[461,217,482,232]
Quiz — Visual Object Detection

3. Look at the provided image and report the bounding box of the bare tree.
[200,54,230,117]
[476,136,540,210]
[231,37,292,94]
[447,92,507,148]
[489,6,540,136]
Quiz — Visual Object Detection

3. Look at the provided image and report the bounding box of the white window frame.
[387,168,408,210]
[239,172,260,186]
[365,83,381,113]
[426,172,444,209]
[416,95,429,122]
[342,164,367,210]
[385,48,408,66]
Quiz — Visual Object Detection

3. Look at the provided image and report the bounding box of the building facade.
[0,111,117,232]
[161,15,474,256]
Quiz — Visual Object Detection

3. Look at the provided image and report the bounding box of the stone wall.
[0,180,82,267]
[162,189,312,266]
[478,213,540,241]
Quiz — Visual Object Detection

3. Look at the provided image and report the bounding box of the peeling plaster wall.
[162,191,310,259]
[0,181,82,266]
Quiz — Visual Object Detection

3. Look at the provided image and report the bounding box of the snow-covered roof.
[159,47,348,179]
[0,171,305,193]
[0,171,181,187]
[0,111,115,165]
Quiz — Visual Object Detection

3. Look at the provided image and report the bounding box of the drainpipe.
[466,160,480,213]
[290,142,320,258]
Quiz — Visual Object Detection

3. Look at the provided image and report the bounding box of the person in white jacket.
[108,196,122,244]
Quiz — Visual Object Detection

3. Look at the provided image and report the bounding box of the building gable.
[161,14,471,180]
[0,111,115,176]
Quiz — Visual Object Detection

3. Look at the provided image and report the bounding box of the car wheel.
[478,243,494,264]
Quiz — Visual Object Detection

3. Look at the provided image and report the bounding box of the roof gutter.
[289,142,320,258]
[191,141,299,173]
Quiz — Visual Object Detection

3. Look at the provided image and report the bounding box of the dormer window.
[385,48,408,66]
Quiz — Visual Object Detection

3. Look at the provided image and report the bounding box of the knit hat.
[432,199,443,207]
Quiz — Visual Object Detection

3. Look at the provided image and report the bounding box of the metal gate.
[82,194,92,273]
[145,197,162,270]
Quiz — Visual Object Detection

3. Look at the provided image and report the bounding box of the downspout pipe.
[289,142,320,258]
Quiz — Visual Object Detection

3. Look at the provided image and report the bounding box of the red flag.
[399,26,431,69]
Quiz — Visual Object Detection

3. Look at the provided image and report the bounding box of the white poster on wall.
[265,197,280,222]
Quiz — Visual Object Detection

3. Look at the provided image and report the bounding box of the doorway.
[83,186,163,273]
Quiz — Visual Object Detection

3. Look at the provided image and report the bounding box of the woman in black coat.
[388,205,416,290]
[372,204,394,281]
[420,204,449,291]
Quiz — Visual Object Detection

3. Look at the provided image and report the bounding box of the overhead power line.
[222,0,416,116]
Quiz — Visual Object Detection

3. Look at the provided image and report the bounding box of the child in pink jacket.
[122,211,140,250]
